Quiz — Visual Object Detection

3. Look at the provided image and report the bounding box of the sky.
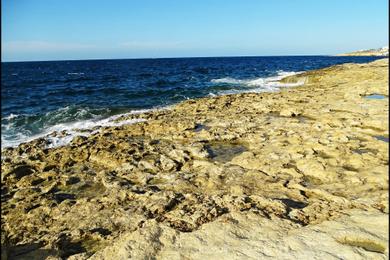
[1,0,389,61]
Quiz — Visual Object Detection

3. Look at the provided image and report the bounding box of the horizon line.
[1,53,338,63]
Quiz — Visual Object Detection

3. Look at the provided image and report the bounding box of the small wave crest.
[3,113,20,120]
[67,72,85,75]
[211,77,246,84]
[1,107,167,149]
[210,70,304,95]
[43,115,147,148]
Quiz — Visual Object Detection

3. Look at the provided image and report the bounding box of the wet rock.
[71,136,88,145]
[61,176,81,186]
[2,164,35,181]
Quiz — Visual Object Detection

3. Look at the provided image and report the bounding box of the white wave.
[67,72,85,75]
[128,108,159,115]
[43,117,147,148]
[1,105,173,150]
[211,71,303,87]
[210,70,305,96]
[1,132,30,148]
[3,113,20,120]
[211,77,246,84]
[0,109,160,149]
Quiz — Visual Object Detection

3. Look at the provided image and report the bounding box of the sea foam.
[1,110,156,149]
[210,71,304,95]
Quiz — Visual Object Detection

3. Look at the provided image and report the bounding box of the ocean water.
[1,56,383,148]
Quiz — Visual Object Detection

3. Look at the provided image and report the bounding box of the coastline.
[336,53,388,57]
[0,68,305,150]
[1,58,389,258]
[335,47,388,57]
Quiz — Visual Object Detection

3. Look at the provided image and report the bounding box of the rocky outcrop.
[337,46,389,56]
[1,58,388,259]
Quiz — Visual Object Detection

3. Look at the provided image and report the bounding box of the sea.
[1,55,383,148]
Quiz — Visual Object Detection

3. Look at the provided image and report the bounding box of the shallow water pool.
[364,94,387,99]
[206,142,247,162]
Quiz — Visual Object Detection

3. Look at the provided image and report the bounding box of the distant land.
[337,46,389,56]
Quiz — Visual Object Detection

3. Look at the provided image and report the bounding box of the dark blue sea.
[1,56,383,148]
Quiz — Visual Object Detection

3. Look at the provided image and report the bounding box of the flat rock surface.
[1,58,388,259]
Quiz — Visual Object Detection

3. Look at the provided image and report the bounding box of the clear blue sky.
[2,0,388,61]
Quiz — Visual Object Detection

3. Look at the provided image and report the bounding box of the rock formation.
[337,46,389,56]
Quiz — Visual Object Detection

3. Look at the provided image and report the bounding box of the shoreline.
[1,58,389,259]
[1,69,305,150]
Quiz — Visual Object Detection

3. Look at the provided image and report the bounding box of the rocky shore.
[1,58,389,259]
[337,46,389,56]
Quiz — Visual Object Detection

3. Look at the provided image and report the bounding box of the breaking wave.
[1,106,164,149]
[210,71,305,95]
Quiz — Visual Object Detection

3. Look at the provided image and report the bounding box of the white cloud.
[118,41,185,50]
